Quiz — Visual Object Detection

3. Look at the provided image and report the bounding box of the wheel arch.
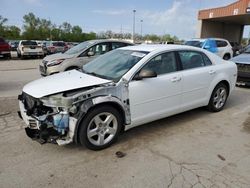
[223,53,231,60]
[74,100,127,144]
[206,79,230,106]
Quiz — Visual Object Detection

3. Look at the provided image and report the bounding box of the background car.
[39,39,133,76]
[19,45,237,150]
[17,40,44,59]
[230,41,242,57]
[9,41,19,51]
[43,41,68,55]
[185,38,233,60]
[0,37,11,59]
[231,45,250,86]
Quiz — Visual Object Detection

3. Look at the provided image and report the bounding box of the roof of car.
[120,44,202,53]
[87,39,133,45]
[188,38,229,42]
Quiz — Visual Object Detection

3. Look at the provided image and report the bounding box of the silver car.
[39,39,133,76]
[231,45,250,86]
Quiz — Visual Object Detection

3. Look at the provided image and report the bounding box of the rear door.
[177,50,216,111]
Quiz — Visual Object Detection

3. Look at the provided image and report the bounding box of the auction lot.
[1,58,250,188]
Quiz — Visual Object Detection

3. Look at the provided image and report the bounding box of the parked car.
[18,45,237,150]
[43,41,68,55]
[231,45,250,86]
[9,41,19,51]
[39,39,133,76]
[185,38,233,60]
[0,37,11,58]
[17,40,44,58]
[230,42,242,57]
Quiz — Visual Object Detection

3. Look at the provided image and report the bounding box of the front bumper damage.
[18,94,77,145]
[18,80,131,146]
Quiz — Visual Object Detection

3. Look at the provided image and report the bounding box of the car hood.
[43,53,76,62]
[231,53,250,65]
[23,70,112,98]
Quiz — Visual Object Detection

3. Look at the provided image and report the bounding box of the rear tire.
[207,83,228,112]
[223,54,230,60]
[78,105,122,150]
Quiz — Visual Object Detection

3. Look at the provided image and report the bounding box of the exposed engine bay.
[18,80,130,145]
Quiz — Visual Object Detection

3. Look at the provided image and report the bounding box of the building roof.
[198,0,250,25]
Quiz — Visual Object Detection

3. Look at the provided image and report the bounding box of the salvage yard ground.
[0,58,250,187]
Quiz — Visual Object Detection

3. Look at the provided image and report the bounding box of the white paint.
[23,70,111,98]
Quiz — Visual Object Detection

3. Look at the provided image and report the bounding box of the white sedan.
[18,45,237,150]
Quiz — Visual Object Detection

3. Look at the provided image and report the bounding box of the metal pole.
[140,20,143,41]
[133,10,136,43]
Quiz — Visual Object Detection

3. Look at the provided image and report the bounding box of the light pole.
[133,9,136,43]
[140,19,143,41]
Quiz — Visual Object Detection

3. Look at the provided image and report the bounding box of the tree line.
[0,13,96,42]
[0,13,180,43]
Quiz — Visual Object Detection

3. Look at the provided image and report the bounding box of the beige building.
[197,0,250,43]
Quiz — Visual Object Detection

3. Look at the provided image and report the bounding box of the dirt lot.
[0,58,250,188]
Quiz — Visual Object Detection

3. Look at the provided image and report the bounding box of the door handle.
[171,77,181,82]
[209,70,216,75]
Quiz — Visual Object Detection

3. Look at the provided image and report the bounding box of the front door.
[129,51,182,126]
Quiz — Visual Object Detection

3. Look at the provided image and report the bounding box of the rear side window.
[178,51,207,70]
[216,40,228,47]
[111,42,128,50]
[202,54,212,66]
[0,38,5,42]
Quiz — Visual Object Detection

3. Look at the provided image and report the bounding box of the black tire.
[4,53,11,59]
[207,83,228,112]
[65,66,79,71]
[223,54,230,60]
[79,105,122,150]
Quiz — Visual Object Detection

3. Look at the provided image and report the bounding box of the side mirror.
[134,69,157,80]
[87,51,95,56]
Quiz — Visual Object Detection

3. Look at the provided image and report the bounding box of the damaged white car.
[18,45,237,150]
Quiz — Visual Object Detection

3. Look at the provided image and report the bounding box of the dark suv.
[0,37,11,58]
[231,45,250,86]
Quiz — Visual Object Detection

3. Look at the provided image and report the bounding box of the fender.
[73,95,131,143]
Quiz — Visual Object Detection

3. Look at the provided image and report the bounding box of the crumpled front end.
[18,79,131,146]
[18,92,77,145]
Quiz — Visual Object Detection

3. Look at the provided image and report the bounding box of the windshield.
[64,41,91,55]
[82,49,148,81]
[53,42,65,46]
[21,41,37,46]
[185,40,204,48]
[244,45,250,53]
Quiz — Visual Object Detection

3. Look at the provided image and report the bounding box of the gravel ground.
[0,59,250,188]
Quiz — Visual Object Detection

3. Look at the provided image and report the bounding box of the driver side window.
[79,43,110,57]
[89,43,110,55]
[142,52,177,75]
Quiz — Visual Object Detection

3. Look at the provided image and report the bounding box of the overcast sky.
[1,0,249,39]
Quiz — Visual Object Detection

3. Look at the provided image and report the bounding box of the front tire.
[79,105,122,150]
[207,83,228,112]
